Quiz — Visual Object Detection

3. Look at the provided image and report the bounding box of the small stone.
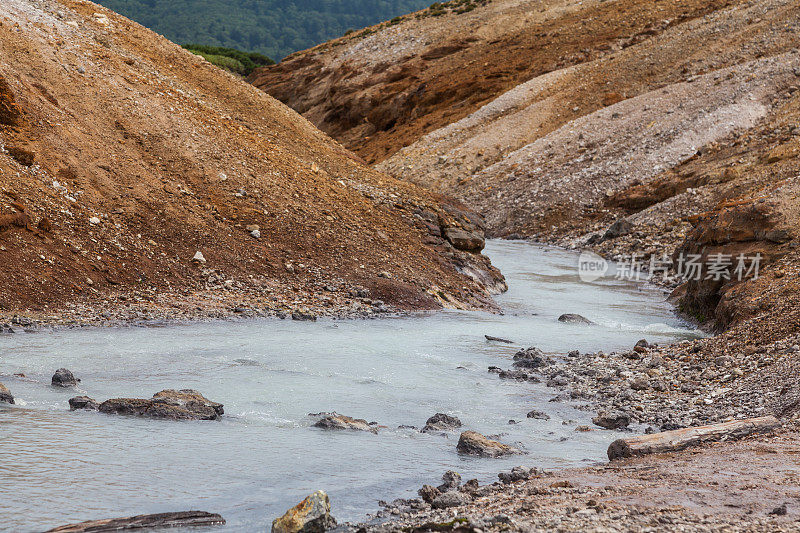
[292,310,317,321]
[89,216,101,225]
[769,503,787,516]
[526,410,550,420]
[630,375,649,391]
[250,230,261,239]
[192,251,206,263]
[498,466,533,483]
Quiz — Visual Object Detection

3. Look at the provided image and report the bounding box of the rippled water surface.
[0,241,699,532]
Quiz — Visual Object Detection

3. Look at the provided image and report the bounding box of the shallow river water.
[0,241,699,532]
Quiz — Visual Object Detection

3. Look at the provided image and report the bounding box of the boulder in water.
[422,413,462,432]
[69,396,99,411]
[271,490,336,533]
[0,383,14,404]
[557,314,596,325]
[456,431,522,458]
[52,368,79,387]
[313,414,377,433]
[98,390,223,420]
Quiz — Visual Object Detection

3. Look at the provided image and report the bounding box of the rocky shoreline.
[3,240,796,532]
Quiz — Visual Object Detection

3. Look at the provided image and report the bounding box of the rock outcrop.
[456,431,522,458]
[272,490,337,533]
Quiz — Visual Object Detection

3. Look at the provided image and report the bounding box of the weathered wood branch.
[608,416,781,460]
[45,511,225,532]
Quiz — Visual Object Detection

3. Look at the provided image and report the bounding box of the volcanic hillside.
[250,0,800,337]
[0,0,505,324]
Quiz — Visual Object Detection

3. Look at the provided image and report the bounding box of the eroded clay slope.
[0,0,505,323]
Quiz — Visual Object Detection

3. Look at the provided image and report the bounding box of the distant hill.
[93,0,432,60]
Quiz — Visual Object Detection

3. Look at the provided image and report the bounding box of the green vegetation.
[182,44,274,76]
[425,0,491,17]
[94,0,433,60]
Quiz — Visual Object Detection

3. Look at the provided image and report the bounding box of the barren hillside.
[248,0,740,164]
[0,0,505,324]
[249,0,800,336]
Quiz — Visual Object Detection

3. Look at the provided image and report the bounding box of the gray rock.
[592,411,630,429]
[437,471,462,492]
[526,410,550,420]
[602,218,634,240]
[498,466,536,483]
[418,484,440,504]
[52,368,79,387]
[558,314,596,325]
[443,227,485,252]
[69,395,99,411]
[422,413,462,432]
[0,383,14,404]
[630,375,650,391]
[512,347,550,369]
[498,369,530,381]
[431,491,471,509]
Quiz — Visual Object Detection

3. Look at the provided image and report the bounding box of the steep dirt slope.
[248,0,737,164]
[0,0,505,324]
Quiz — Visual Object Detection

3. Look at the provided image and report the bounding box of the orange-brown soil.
[0,0,505,324]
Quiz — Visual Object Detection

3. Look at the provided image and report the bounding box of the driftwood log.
[484,335,514,343]
[608,416,781,460]
[45,511,225,532]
